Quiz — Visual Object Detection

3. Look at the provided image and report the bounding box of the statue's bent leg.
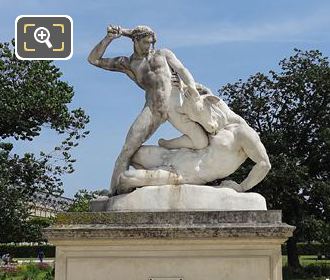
[110,106,164,195]
[131,145,169,169]
[118,169,183,194]
[160,112,208,149]
[159,134,197,150]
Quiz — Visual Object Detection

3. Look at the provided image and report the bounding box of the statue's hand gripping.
[107,25,122,39]
[107,25,133,39]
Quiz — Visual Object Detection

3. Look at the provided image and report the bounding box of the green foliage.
[0,40,87,141]
[283,257,330,280]
[282,243,330,256]
[23,217,54,243]
[220,49,330,267]
[0,263,54,280]
[21,263,40,280]
[68,189,100,212]
[0,40,89,243]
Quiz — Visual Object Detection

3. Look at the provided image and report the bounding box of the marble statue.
[88,25,209,195]
[88,24,271,198]
[118,84,271,194]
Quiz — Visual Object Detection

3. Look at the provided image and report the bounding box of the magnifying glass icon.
[34,27,53,48]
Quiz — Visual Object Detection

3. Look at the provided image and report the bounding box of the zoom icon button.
[34,27,53,48]
[15,15,73,60]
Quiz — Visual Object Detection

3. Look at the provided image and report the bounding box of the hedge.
[282,243,330,255]
[0,244,55,258]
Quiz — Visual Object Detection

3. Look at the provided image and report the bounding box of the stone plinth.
[90,185,267,212]
[44,211,294,280]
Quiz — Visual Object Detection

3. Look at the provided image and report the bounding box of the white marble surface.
[89,24,271,197]
[118,92,271,195]
[106,185,267,211]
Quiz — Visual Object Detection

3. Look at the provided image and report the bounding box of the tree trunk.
[287,236,301,269]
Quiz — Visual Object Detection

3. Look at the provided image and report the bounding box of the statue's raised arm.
[88,25,132,74]
[161,49,200,100]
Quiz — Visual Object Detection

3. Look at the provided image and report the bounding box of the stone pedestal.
[44,211,294,280]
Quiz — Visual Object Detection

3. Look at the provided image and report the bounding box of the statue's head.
[183,94,224,134]
[131,25,156,56]
[182,89,241,134]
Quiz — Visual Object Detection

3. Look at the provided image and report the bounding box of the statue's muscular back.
[129,49,173,121]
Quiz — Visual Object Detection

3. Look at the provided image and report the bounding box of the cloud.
[158,11,330,48]
[71,9,330,58]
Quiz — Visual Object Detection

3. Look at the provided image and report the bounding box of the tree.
[68,189,101,212]
[219,49,330,269]
[0,40,89,243]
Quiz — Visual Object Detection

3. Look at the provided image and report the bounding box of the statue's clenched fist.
[107,25,122,38]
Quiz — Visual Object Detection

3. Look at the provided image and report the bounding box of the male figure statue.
[88,25,207,195]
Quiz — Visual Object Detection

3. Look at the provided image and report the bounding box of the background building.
[30,193,73,218]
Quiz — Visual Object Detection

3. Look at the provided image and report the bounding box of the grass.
[283,255,330,266]
[282,255,330,280]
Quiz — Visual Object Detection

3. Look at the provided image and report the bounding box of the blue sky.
[1,0,330,197]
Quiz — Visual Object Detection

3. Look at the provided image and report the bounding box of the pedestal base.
[44,211,294,280]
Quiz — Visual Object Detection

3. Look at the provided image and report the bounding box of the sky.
[1,0,330,197]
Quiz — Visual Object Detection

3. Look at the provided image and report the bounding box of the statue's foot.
[110,159,149,196]
[110,159,129,195]
[118,170,141,187]
[116,171,140,194]
[158,138,170,148]
[158,138,180,149]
